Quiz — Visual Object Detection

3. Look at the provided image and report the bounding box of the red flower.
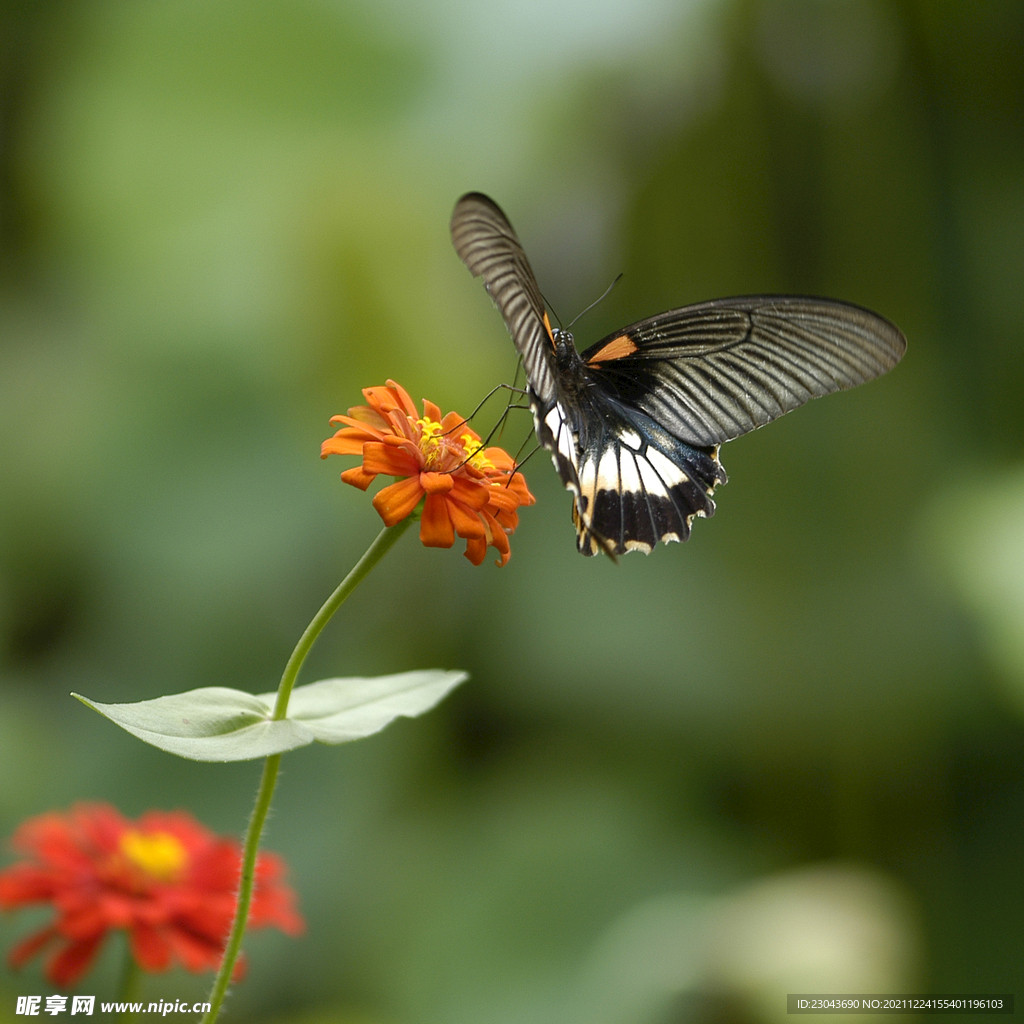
[321,380,535,566]
[0,803,303,987]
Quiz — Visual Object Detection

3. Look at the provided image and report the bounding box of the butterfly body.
[528,327,725,556]
[451,192,906,557]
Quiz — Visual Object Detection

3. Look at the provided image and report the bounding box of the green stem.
[272,518,413,720]
[118,944,140,1021]
[201,519,413,1024]
[200,753,280,1024]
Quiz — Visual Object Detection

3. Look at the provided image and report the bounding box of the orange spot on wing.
[542,311,556,349]
[586,335,638,364]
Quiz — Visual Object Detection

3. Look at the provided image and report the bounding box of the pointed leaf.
[256,669,469,743]
[72,688,314,762]
[73,669,468,762]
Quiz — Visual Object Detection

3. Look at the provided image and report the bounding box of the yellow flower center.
[461,434,494,471]
[416,417,445,468]
[120,829,188,882]
[416,416,494,473]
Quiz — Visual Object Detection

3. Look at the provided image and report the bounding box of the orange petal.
[362,442,421,478]
[420,494,455,548]
[450,476,490,511]
[494,507,520,532]
[383,409,417,442]
[420,471,454,495]
[385,380,419,419]
[484,483,521,512]
[490,520,511,555]
[494,469,534,505]
[340,466,377,490]
[422,399,443,423]
[321,434,372,457]
[332,414,387,436]
[446,498,487,539]
[463,536,487,566]
[337,407,389,432]
[483,446,513,468]
[511,477,536,505]
[372,477,424,526]
[362,386,401,415]
[482,509,511,565]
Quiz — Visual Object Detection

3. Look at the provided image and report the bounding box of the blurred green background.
[1,0,1022,1020]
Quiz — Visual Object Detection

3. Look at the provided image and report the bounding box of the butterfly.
[450,192,907,557]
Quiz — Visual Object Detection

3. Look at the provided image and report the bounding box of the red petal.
[0,864,56,907]
[231,952,248,982]
[250,854,304,934]
[131,923,172,972]
[46,934,105,987]
[164,926,221,973]
[73,803,130,852]
[62,900,116,937]
[8,926,58,970]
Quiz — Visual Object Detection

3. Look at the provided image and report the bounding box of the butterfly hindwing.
[536,385,726,557]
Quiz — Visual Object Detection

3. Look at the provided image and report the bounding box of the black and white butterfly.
[451,192,906,557]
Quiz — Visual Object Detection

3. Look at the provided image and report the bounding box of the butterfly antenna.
[511,354,525,393]
[566,273,623,331]
[503,441,542,488]
[540,291,563,330]
[441,382,527,440]
[494,360,517,444]
[476,404,531,452]
[448,398,533,473]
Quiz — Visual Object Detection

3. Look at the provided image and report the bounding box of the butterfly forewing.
[450,193,558,405]
[581,296,907,448]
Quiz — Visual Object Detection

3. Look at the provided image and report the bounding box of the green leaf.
[255,670,469,743]
[73,669,468,762]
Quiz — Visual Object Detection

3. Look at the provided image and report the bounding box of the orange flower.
[321,380,534,566]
